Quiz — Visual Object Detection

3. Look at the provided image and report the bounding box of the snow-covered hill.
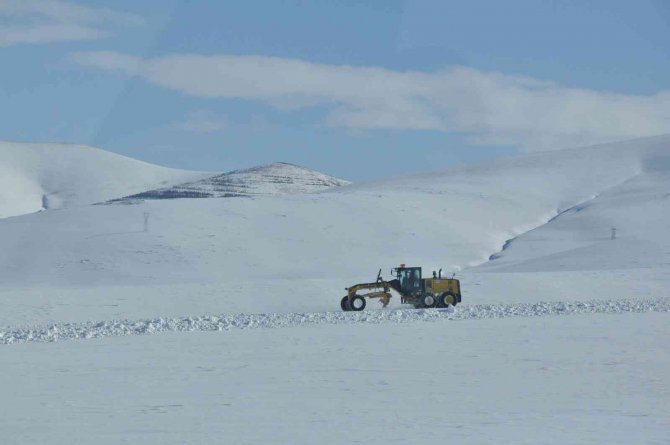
[0,143,349,219]
[0,135,668,326]
[113,162,351,201]
[0,141,210,219]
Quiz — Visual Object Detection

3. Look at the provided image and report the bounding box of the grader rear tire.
[422,294,437,308]
[438,293,457,308]
[340,296,351,311]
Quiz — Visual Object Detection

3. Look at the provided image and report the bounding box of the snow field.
[1,312,668,444]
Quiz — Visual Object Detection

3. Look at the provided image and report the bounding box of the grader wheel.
[340,296,351,311]
[349,295,366,311]
[422,294,437,308]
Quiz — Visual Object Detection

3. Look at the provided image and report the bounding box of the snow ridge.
[112,162,350,201]
[2,297,667,345]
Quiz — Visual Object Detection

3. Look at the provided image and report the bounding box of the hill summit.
[115,162,351,201]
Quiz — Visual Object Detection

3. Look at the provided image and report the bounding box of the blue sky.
[1,0,669,180]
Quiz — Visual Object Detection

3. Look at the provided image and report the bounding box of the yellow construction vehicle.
[340,265,461,311]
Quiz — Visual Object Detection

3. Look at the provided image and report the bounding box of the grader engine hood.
[387,279,402,294]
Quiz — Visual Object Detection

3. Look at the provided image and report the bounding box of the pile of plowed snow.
[2,297,667,344]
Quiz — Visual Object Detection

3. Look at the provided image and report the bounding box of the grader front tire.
[340,296,351,311]
[349,295,367,311]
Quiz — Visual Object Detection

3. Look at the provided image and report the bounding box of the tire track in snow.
[1,297,668,344]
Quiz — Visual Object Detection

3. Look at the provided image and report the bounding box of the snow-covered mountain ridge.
[112,162,350,201]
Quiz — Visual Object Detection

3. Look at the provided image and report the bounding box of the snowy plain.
[1,135,669,444]
[2,313,668,444]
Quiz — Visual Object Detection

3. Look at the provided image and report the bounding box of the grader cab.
[340,265,461,311]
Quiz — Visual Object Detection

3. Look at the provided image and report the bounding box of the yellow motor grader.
[340,265,461,311]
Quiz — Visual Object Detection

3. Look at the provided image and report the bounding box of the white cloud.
[175,109,228,133]
[0,23,105,45]
[71,51,670,151]
[0,0,143,46]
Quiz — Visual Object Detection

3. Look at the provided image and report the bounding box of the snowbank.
[2,297,667,344]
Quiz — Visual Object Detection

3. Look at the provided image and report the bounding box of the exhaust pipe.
[438,268,442,278]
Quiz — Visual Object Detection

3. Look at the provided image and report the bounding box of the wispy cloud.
[175,109,228,133]
[0,0,143,46]
[71,51,670,151]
